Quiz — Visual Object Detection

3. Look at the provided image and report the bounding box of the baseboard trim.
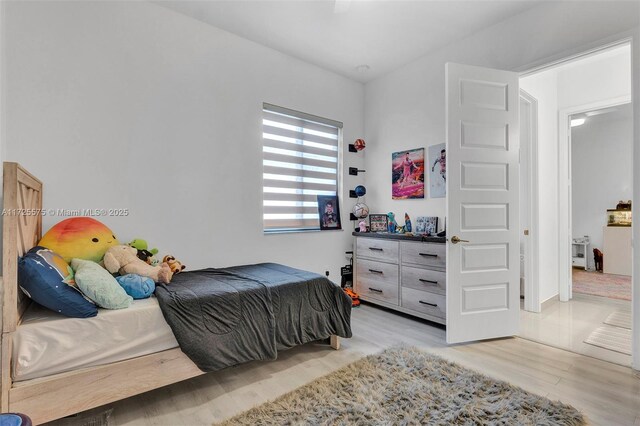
[541,294,559,309]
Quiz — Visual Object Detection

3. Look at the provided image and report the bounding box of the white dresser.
[353,233,447,325]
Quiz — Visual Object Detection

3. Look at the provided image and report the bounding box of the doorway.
[517,42,633,366]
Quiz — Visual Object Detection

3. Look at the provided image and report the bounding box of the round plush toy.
[115,274,155,299]
[38,217,120,263]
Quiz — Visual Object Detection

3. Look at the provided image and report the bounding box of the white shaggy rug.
[218,346,585,425]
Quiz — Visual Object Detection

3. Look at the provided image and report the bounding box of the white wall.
[364,2,639,240]
[4,1,364,279]
[557,47,632,109]
[571,113,633,264]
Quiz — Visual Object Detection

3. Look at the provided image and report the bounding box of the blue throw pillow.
[115,274,155,299]
[18,246,97,318]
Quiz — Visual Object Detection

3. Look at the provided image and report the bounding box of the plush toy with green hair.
[128,238,159,265]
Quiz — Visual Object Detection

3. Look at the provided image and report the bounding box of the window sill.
[264,228,344,235]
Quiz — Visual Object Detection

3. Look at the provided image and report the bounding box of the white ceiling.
[156,1,543,83]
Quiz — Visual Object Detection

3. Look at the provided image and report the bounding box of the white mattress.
[13,297,179,382]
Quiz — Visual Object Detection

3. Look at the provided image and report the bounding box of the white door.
[519,94,530,304]
[519,90,540,313]
[446,62,520,344]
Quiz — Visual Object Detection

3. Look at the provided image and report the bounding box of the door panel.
[446,62,520,344]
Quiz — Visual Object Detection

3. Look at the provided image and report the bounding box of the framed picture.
[392,148,425,199]
[369,214,388,233]
[428,143,446,198]
[317,195,342,230]
[416,216,439,236]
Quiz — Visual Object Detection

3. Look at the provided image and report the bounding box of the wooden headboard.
[1,162,43,333]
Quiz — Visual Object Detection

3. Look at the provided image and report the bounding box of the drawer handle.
[369,287,383,293]
[369,247,384,251]
[419,300,438,307]
[368,269,383,274]
[419,253,438,258]
[419,279,438,285]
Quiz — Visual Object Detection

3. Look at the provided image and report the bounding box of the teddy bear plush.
[104,245,172,284]
[128,238,159,265]
[162,255,186,275]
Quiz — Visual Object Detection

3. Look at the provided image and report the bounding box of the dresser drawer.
[356,259,399,305]
[401,287,446,319]
[401,266,446,295]
[357,238,399,263]
[401,241,445,269]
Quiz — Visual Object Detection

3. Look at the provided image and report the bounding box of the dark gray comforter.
[154,263,352,372]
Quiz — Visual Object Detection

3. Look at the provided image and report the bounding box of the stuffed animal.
[39,217,120,263]
[103,245,172,284]
[163,255,185,275]
[128,239,159,265]
[116,274,155,299]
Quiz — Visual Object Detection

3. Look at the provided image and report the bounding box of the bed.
[0,162,349,424]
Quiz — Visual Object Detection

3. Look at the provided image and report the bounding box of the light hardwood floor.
[45,303,640,426]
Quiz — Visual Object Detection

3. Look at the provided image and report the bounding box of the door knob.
[450,236,469,244]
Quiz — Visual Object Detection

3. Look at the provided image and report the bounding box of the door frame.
[520,90,541,312]
[557,95,632,302]
[518,38,633,307]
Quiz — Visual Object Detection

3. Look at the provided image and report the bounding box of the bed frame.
[0,162,340,424]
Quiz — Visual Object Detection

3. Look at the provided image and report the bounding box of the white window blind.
[263,103,342,233]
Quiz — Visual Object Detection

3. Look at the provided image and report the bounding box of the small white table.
[572,238,590,270]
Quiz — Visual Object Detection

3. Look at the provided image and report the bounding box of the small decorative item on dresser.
[425,217,439,236]
[317,195,342,230]
[387,212,397,233]
[358,220,367,232]
[404,213,412,233]
[369,214,388,232]
[416,216,439,235]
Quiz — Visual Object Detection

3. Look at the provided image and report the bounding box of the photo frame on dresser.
[416,216,439,236]
[369,214,388,232]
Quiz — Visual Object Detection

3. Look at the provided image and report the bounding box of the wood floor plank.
[42,304,640,426]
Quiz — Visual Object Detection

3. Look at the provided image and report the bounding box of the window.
[262,103,342,233]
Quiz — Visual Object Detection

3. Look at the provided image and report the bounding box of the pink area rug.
[572,269,631,301]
